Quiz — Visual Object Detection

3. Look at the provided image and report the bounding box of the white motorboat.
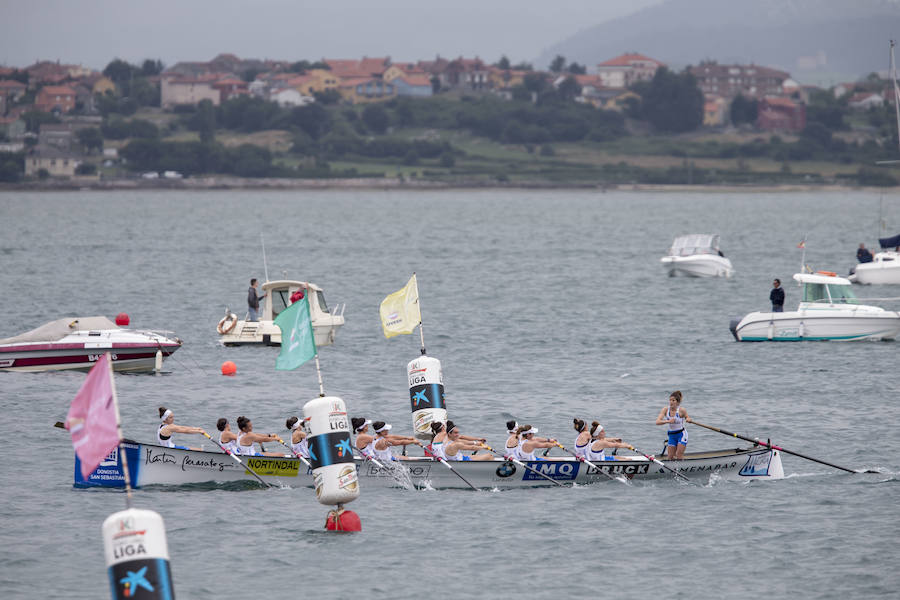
[0,316,181,372]
[217,280,345,347]
[848,234,900,285]
[730,271,900,341]
[661,234,734,278]
[73,441,783,489]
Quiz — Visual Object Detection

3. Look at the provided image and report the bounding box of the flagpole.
[106,352,134,509]
[314,353,325,397]
[261,233,269,283]
[414,272,426,355]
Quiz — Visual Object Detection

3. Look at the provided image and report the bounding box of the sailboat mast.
[891,40,900,155]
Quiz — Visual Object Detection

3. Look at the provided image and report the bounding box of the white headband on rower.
[291,418,303,431]
[591,423,604,436]
[522,427,538,435]
[160,409,173,422]
[355,419,372,432]
[507,421,519,434]
[375,423,392,433]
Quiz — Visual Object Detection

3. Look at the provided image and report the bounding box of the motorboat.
[0,316,181,372]
[730,271,900,341]
[217,280,345,347]
[73,441,783,489]
[848,234,900,285]
[661,234,734,278]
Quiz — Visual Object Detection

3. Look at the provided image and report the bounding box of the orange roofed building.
[757,96,805,132]
[35,85,77,113]
[596,53,665,89]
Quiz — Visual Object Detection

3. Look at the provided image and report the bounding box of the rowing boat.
[74,442,784,489]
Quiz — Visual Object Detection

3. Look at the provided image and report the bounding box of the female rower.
[515,425,557,461]
[372,421,422,462]
[157,407,205,450]
[655,390,691,460]
[216,418,239,454]
[429,421,447,459]
[444,421,493,461]
[235,416,281,456]
[573,418,591,458]
[504,420,519,458]
[285,416,309,458]
[585,422,631,462]
[351,417,375,458]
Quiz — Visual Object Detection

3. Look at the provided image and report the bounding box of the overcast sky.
[1,0,662,70]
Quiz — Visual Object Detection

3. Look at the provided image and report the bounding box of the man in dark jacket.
[857,243,874,263]
[770,278,785,312]
[248,278,266,321]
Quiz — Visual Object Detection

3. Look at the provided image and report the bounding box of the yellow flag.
[379,274,421,338]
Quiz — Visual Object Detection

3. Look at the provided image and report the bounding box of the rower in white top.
[285,416,310,458]
[371,421,423,462]
[585,422,631,461]
[443,421,492,461]
[216,417,240,454]
[514,425,557,461]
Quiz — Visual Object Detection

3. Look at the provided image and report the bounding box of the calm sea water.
[1,189,898,599]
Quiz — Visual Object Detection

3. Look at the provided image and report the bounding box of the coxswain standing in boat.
[216,418,239,454]
[157,407,205,450]
[444,421,492,461]
[372,421,423,462]
[285,416,310,458]
[504,420,520,458]
[585,422,630,461]
[655,390,692,460]
[351,417,375,458]
[514,425,557,461]
[572,418,591,458]
[235,416,281,456]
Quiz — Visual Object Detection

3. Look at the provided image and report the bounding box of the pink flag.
[65,354,120,479]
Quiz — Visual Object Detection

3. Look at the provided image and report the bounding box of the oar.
[552,442,620,482]
[274,436,313,469]
[435,456,480,491]
[689,420,869,474]
[351,446,386,469]
[483,445,568,487]
[626,444,694,484]
[201,431,274,488]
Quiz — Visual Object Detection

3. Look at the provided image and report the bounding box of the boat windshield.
[668,234,719,256]
[270,287,292,318]
[316,290,330,314]
[803,283,859,304]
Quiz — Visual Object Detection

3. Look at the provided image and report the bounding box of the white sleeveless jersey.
[291,437,309,458]
[517,438,537,461]
[445,443,466,461]
[585,442,608,462]
[219,432,239,454]
[373,438,396,462]
[237,432,257,456]
[157,424,175,448]
[574,434,589,458]
[361,437,377,459]
[667,406,686,432]
[430,440,447,460]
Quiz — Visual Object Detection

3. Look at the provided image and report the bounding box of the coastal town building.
[35,85,76,113]
[690,62,789,100]
[24,144,80,177]
[595,53,665,89]
[847,92,884,110]
[757,96,805,132]
[161,75,220,108]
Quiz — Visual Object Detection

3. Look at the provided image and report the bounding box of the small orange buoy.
[326,508,361,532]
[221,361,237,376]
[115,312,130,326]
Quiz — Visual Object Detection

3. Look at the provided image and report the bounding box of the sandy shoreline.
[1,176,897,193]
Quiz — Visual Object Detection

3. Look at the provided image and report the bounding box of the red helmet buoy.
[115,312,130,326]
[221,361,237,376]
[326,509,361,532]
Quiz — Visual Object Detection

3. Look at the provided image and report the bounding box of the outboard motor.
[729,316,742,341]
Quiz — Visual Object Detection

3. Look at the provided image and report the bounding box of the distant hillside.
[537,0,900,85]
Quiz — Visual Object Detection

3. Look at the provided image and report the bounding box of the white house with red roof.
[847,91,884,110]
[595,53,665,88]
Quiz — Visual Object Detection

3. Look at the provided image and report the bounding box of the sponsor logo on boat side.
[365,463,432,478]
[180,453,238,473]
[662,461,738,475]
[586,462,651,476]
[739,453,772,476]
[522,462,579,481]
[100,447,119,467]
[145,449,177,467]
[245,457,300,477]
[496,463,517,478]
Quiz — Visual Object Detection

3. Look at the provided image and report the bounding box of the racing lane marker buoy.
[103,507,175,599]
[303,395,361,532]
[408,354,447,440]
[115,312,130,326]
[221,361,236,376]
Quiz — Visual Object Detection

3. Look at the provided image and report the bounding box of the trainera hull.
[732,309,900,341]
[661,255,734,278]
[74,443,783,489]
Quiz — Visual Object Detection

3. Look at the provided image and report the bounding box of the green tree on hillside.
[496,56,511,70]
[730,94,758,125]
[140,59,164,76]
[362,104,390,134]
[549,55,566,73]
[76,127,104,153]
[638,67,704,133]
[567,62,586,75]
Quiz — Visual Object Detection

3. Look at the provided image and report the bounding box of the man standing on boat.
[857,243,874,263]
[247,278,266,322]
[770,279,784,312]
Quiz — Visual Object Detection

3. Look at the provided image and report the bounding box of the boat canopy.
[261,280,330,320]
[667,234,721,257]
[0,316,119,344]
[878,233,900,249]
[793,273,859,304]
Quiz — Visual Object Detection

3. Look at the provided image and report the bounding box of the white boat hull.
[661,255,734,278]
[848,252,900,285]
[74,442,784,489]
[219,317,343,347]
[732,309,900,341]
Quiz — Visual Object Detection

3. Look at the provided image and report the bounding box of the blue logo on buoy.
[120,565,154,596]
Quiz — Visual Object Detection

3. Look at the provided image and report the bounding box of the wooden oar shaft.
[437,457,479,490]
[628,445,693,484]
[690,420,857,474]
[274,437,313,469]
[202,432,274,488]
[351,446,386,469]
[485,446,567,487]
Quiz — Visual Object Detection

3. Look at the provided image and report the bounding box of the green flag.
[274,295,317,371]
